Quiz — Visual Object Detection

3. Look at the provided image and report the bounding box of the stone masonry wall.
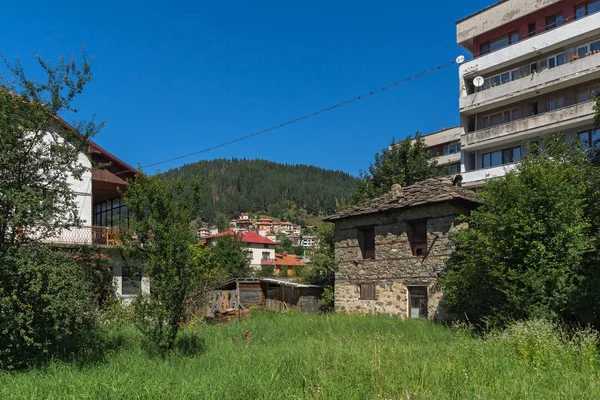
[334,202,471,319]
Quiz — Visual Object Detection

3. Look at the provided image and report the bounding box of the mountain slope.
[163,158,357,225]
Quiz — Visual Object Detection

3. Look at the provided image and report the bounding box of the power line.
[120,58,460,174]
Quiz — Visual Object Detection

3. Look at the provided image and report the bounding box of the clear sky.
[2,0,493,176]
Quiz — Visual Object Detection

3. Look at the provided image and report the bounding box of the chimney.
[390,184,403,200]
[452,174,463,187]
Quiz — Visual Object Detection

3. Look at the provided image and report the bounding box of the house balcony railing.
[41,226,124,247]
[463,101,596,149]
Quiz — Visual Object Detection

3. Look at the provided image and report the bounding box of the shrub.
[0,244,104,370]
[278,267,289,278]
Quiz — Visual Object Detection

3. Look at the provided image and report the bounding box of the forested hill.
[163,158,357,225]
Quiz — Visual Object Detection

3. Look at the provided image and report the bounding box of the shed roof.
[260,278,324,288]
[323,176,479,221]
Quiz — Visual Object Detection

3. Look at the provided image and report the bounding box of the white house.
[204,230,277,270]
[39,117,149,299]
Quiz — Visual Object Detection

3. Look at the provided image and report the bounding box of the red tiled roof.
[205,230,276,245]
[261,253,306,267]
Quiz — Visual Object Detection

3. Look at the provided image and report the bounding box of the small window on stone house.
[360,283,377,300]
[409,220,428,256]
[408,286,428,318]
[358,226,375,259]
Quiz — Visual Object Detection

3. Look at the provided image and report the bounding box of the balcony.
[463,101,595,149]
[42,226,123,247]
[436,152,461,166]
[460,11,600,80]
[462,164,518,188]
[461,52,600,113]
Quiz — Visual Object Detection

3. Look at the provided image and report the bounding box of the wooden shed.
[260,278,324,313]
[207,278,325,316]
[206,278,265,317]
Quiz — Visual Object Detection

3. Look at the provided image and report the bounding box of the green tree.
[304,222,336,312]
[440,136,593,327]
[210,234,251,279]
[123,174,205,354]
[352,134,439,203]
[0,52,106,369]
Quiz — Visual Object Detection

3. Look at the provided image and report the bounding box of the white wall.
[247,243,276,269]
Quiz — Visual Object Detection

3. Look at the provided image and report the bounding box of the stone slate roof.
[323,176,480,221]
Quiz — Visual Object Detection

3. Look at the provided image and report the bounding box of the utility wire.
[119,58,459,174]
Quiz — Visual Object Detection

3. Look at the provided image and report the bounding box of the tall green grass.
[1,312,599,399]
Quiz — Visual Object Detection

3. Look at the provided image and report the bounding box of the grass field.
[1,311,600,399]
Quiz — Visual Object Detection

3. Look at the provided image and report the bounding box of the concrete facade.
[457,0,600,188]
[414,127,462,173]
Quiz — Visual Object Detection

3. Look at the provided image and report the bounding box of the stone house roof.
[323,176,480,221]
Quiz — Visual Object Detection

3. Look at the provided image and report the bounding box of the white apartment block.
[457,0,600,188]
[415,127,462,174]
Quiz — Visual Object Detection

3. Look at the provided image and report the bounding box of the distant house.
[257,217,274,235]
[261,252,306,277]
[300,235,318,249]
[204,230,277,270]
[196,227,209,239]
[323,176,479,319]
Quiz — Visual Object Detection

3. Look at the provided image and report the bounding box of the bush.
[487,319,599,369]
[278,267,289,278]
[0,244,104,370]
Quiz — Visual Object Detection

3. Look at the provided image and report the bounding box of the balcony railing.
[41,226,124,246]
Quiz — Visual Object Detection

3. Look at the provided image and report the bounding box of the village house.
[323,176,479,319]
[260,252,307,277]
[204,230,277,270]
[34,117,150,299]
[257,217,274,235]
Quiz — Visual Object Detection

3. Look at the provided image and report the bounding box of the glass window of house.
[546,13,563,29]
[358,227,375,259]
[409,220,428,256]
[578,90,590,103]
[491,151,502,166]
[490,113,503,126]
[513,147,522,162]
[480,43,490,56]
[593,129,600,147]
[482,153,491,168]
[591,41,600,52]
[528,22,537,37]
[512,108,521,120]
[408,286,428,319]
[591,0,600,14]
[490,36,509,53]
[578,45,588,58]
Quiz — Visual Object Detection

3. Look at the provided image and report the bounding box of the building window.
[443,143,461,155]
[547,95,565,111]
[408,286,428,319]
[530,102,539,116]
[360,283,377,300]
[545,13,564,30]
[548,53,565,69]
[122,265,141,296]
[481,108,520,129]
[480,31,519,55]
[409,220,428,256]
[358,227,375,259]
[576,0,600,19]
[446,163,460,174]
[482,146,522,168]
[262,252,271,260]
[264,244,269,248]
[579,129,600,148]
[93,198,128,227]
[528,22,537,37]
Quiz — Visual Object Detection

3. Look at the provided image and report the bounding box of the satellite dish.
[456,55,465,64]
[473,76,485,88]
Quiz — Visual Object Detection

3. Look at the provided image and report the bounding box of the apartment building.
[415,127,462,174]
[457,0,600,188]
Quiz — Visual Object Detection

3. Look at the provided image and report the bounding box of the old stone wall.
[334,202,471,319]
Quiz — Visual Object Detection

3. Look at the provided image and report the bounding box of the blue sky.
[2,0,492,176]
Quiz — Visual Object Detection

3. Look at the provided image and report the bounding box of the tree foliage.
[208,235,251,279]
[163,158,357,223]
[352,134,439,203]
[303,222,336,312]
[123,174,206,354]
[440,136,594,327]
[0,52,107,369]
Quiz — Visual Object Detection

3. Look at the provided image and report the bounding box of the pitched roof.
[323,176,479,221]
[261,253,306,267]
[205,230,276,245]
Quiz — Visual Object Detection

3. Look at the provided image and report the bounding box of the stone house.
[323,176,479,319]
